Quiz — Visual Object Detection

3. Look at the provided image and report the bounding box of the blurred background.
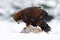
[0,0,60,40]
[0,0,60,33]
[0,0,60,21]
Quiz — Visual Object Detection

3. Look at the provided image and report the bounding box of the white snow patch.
[0,19,60,40]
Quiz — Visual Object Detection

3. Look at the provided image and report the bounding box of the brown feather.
[13,6,51,33]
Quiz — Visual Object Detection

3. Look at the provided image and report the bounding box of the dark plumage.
[13,6,51,33]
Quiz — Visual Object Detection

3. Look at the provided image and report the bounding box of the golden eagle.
[13,7,51,33]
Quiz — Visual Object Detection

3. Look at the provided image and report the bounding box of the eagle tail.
[40,22,51,33]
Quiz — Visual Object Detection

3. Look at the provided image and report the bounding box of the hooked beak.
[16,21,20,24]
[17,21,20,24]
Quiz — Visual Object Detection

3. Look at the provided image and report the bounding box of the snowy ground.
[0,0,60,40]
[0,18,60,40]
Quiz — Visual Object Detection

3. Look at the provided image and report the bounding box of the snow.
[0,33,60,40]
[0,18,60,40]
[45,1,57,8]
[0,0,60,40]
